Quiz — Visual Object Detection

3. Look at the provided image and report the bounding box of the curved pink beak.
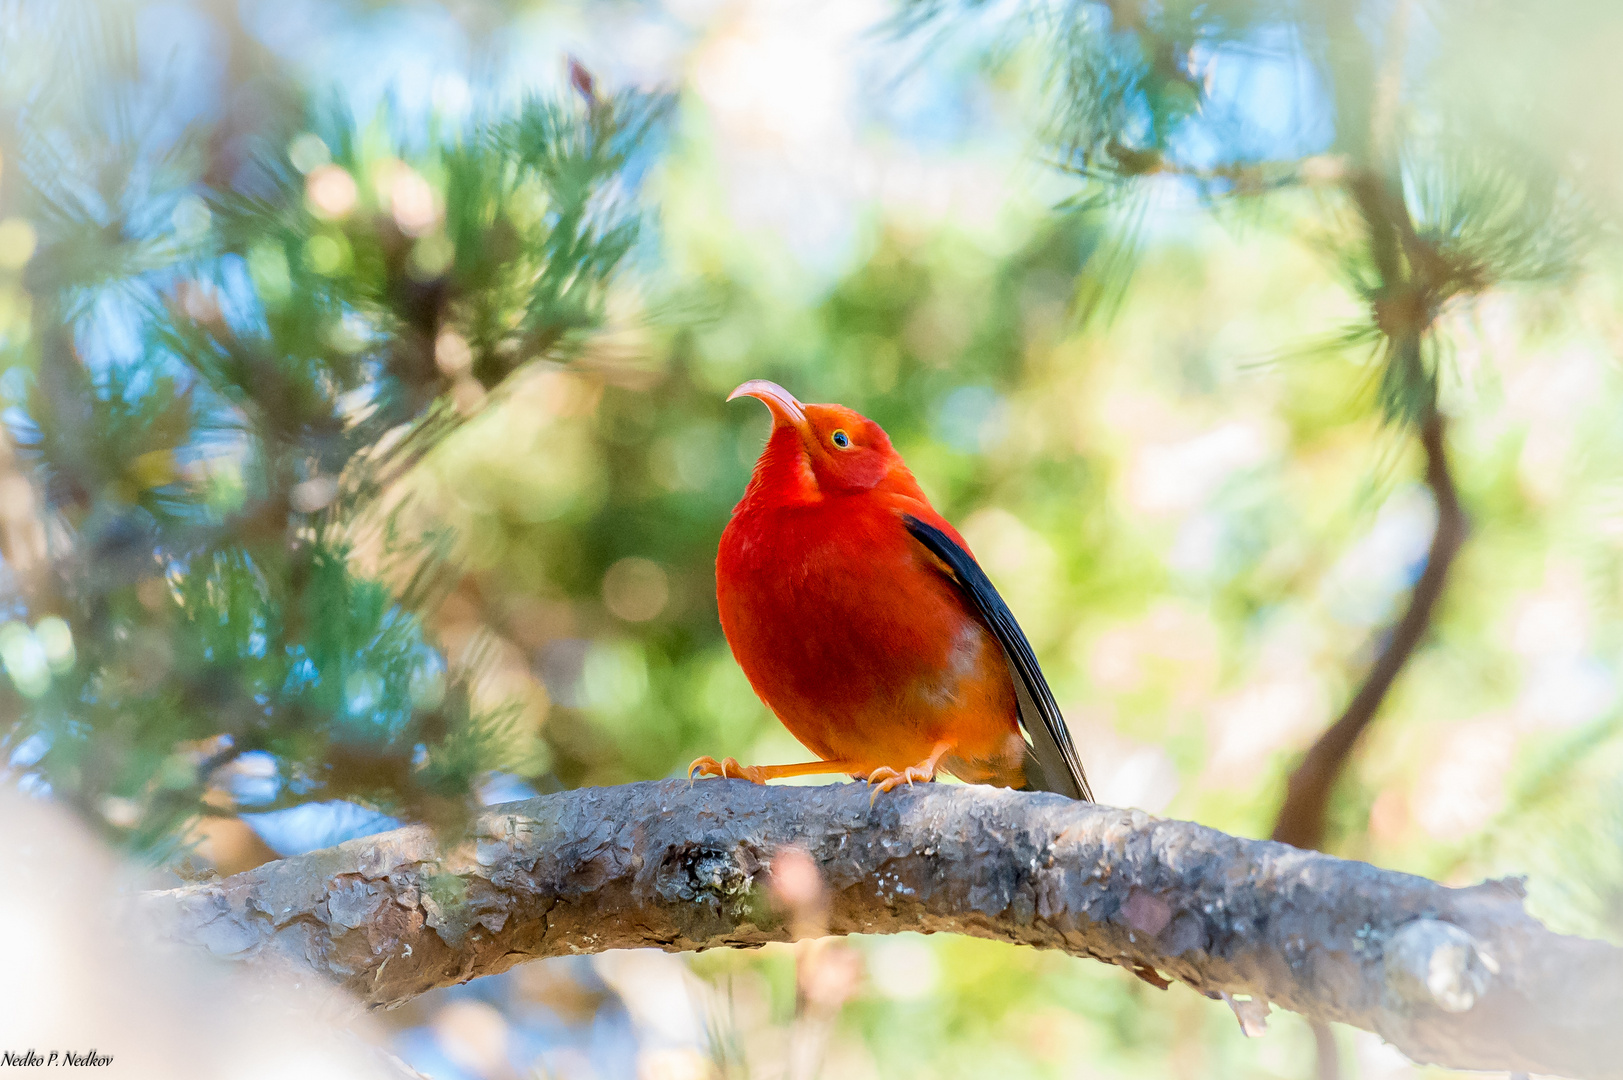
[728,380,808,430]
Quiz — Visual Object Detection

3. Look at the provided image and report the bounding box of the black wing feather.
[903,514,1092,801]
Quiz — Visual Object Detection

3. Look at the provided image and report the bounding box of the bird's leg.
[865,741,954,796]
[688,756,861,785]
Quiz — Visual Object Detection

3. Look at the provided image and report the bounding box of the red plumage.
[692,381,1088,796]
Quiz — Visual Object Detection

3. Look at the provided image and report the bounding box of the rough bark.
[149,780,1622,1078]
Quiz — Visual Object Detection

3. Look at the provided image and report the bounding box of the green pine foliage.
[906,0,1599,427]
[0,12,670,852]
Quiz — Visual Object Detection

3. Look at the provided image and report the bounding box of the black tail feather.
[903,514,1092,801]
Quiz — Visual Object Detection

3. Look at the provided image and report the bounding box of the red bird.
[690,381,1091,799]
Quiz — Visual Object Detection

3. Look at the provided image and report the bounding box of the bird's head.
[729,380,905,496]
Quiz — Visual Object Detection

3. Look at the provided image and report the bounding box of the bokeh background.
[4,0,1623,1077]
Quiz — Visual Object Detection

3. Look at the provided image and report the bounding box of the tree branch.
[150,780,1621,1079]
[1272,413,1465,851]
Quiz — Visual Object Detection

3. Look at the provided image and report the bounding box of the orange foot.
[688,755,770,784]
[865,763,934,794]
[865,741,955,797]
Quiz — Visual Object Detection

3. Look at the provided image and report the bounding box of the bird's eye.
[831,429,851,449]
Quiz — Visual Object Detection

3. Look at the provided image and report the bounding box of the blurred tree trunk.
[1272,414,1466,852]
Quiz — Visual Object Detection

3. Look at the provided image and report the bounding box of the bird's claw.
[687,755,769,785]
[865,763,934,803]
